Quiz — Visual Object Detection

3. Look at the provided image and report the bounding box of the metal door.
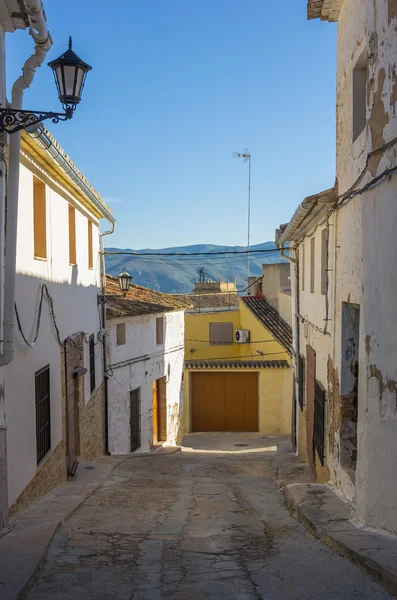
[130,389,141,452]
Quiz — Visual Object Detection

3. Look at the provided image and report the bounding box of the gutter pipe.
[0,0,51,367]
[100,222,115,455]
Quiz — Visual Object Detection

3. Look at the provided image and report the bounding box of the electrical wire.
[15,282,103,350]
[103,248,282,257]
[186,338,280,344]
[186,352,287,361]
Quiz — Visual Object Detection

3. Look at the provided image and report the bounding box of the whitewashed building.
[0,0,53,530]
[4,126,114,515]
[277,0,397,535]
[106,275,189,454]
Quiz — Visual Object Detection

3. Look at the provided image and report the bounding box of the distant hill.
[104,241,285,294]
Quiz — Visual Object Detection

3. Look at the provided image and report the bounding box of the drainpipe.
[100,223,115,455]
[0,1,51,366]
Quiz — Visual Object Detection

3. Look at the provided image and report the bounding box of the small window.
[301,243,305,292]
[35,365,51,464]
[89,334,95,393]
[353,51,368,141]
[68,205,76,265]
[116,322,126,346]
[88,220,93,269]
[156,317,164,345]
[321,229,327,295]
[33,177,47,259]
[310,237,315,294]
[209,322,233,345]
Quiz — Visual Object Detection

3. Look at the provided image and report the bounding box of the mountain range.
[104,241,284,294]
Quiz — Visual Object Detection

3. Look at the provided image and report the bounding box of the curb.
[283,485,397,597]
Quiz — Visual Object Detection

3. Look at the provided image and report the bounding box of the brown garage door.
[191,372,258,432]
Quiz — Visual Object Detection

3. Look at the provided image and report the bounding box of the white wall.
[6,159,104,506]
[108,310,185,454]
[330,0,397,531]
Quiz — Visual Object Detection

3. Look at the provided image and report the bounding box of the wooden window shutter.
[33,177,47,259]
[116,322,126,345]
[321,228,327,295]
[310,237,315,294]
[209,322,233,345]
[88,220,93,269]
[301,243,305,291]
[156,317,164,345]
[69,205,77,265]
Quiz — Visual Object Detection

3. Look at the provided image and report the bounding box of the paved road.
[26,434,392,599]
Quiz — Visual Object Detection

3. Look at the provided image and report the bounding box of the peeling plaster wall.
[333,0,397,531]
[107,310,185,454]
[294,220,335,482]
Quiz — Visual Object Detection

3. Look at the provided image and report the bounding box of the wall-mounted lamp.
[118,269,132,295]
[0,37,92,134]
[73,366,87,380]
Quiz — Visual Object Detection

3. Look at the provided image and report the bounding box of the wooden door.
[63,334,83,477]
[306,345,316,477]
[191,372,258,432]
[158,377,167,442]
[152,380,159,445]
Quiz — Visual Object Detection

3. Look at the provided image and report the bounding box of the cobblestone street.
[25,435,393,599]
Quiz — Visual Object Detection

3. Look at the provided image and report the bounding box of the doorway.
[340,303,360,479]
[130,388,141,452]
[63,333,84,476]
[152,377,167,445]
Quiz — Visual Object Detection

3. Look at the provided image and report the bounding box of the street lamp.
[0,37,92,135]
[118,270,133,295]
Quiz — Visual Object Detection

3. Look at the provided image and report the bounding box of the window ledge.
[34,256,47,262]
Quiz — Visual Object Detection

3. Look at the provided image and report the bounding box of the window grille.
[314,379,326,466]
[89,334,95,393]
[35,365,51,463]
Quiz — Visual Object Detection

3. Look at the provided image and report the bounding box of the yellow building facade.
[184,296,293,435]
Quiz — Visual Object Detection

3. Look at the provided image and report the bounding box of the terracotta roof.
[186,360,289,369]
[106,275,192,318]
[241,296,293,355]
[307,0,343,21]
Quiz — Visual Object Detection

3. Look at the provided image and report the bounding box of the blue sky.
[6,1,336,249]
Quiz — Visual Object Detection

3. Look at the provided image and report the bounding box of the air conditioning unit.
[235,329,250,343]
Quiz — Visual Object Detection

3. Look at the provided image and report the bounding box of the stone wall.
[9,440,66,515]
[80,382,105,462]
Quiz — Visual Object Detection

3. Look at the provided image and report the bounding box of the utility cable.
[103,248,282,257]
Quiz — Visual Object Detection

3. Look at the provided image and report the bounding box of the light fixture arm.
[0,107,73,134]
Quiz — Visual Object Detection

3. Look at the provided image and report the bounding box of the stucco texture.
[108,310,185,455]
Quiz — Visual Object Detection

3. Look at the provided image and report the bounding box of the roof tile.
[186,360,290,369]
[106,275,192,318]
[241,296,293,355]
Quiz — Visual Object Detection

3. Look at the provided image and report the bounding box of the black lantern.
[48,37,92,114]
[118,270,132,295]
[0,36,92,135]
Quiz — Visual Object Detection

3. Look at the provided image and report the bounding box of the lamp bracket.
[0,107,73,134]
[97,295,108,306]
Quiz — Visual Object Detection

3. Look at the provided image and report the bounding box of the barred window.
[89,334,95,394]
[35,365,51,464]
